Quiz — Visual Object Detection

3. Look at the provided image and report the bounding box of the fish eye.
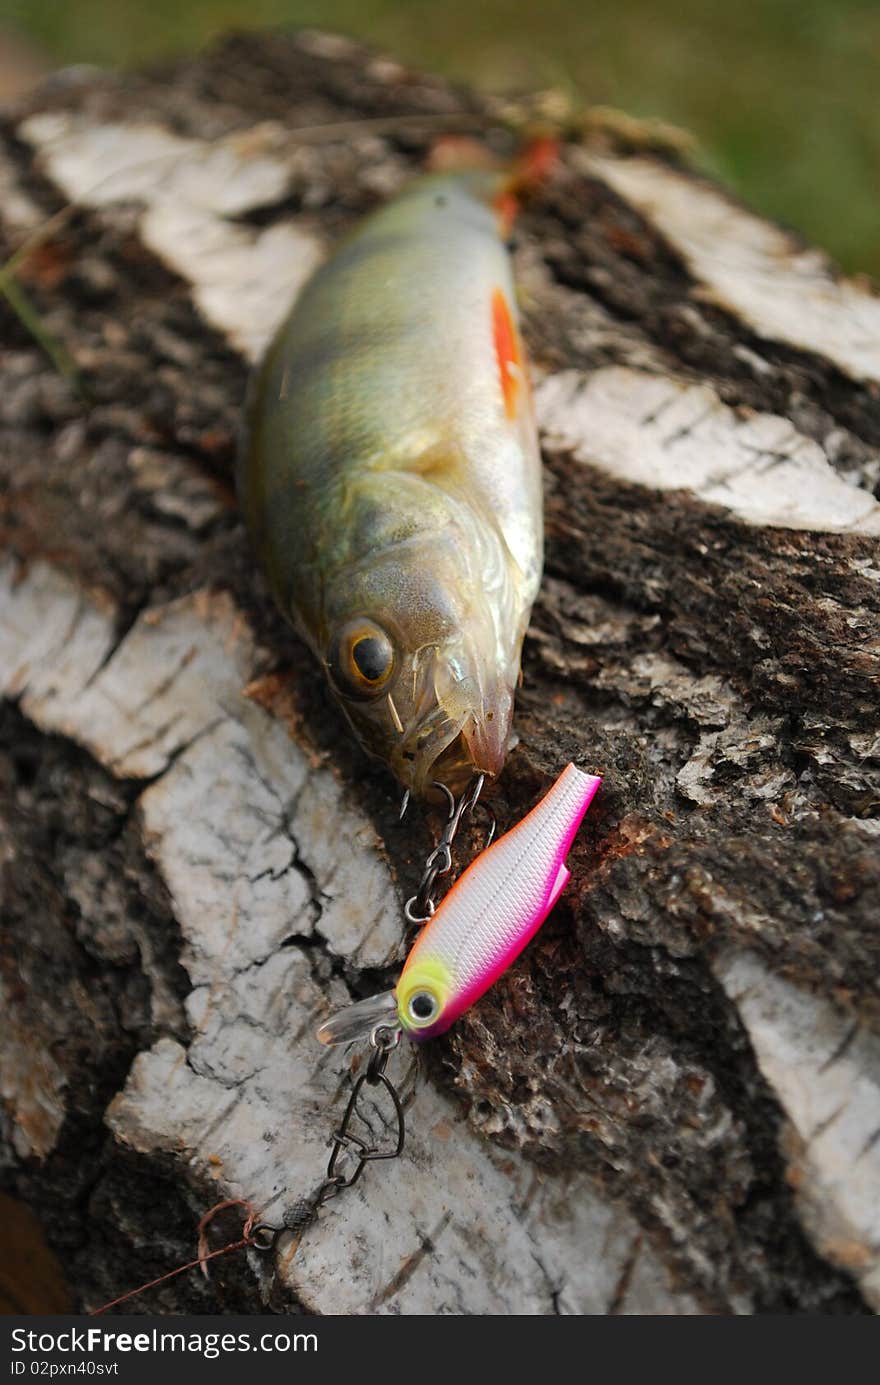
[407,990,439,1025]
[327,619,396,700]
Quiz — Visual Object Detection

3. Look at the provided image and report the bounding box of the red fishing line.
[89,1199,259,1316]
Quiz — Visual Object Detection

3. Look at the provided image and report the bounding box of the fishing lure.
[239,153,547,796]
[317,762,601,1044]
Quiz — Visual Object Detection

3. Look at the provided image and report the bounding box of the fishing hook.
[403,773,491,923]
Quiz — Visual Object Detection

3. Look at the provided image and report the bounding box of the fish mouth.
[460,683,512,779]
[391,655,514,797]
[427,729,483,796]
[392,707,472,797]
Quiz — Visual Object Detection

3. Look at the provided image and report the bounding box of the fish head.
[320,535,521,797]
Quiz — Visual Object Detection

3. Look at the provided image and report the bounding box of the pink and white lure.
[317,763,600,1045]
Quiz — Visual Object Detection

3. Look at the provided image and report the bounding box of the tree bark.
[1,29,878,1315]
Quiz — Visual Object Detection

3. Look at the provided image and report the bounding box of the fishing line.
[90,1234,255,1316]
[89,1029,409,1314]
[86,781,485,1313]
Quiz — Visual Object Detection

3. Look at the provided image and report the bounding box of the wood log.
[1,29,878,1315]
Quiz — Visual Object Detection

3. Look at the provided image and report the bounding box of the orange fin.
[492,288,522,419]
[510,135,560,192]
[493,135,560,233]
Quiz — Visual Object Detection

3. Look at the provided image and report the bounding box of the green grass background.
[3,0,878,275]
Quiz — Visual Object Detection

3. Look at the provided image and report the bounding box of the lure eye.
[406,990,439,1027]
[327,619,396,700]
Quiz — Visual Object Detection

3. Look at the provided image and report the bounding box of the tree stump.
[1,29,878,1316]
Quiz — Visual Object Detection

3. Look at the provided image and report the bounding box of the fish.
[238,150,549,796]
[317,762,601,1044]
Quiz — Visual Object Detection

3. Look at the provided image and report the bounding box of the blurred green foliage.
[3,0,878,274]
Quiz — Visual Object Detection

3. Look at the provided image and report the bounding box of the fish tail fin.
[547,861,571,912]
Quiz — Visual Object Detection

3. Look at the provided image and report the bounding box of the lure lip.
[315,989,398,1046]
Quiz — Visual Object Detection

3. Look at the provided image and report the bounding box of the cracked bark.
[1,29,878,1315]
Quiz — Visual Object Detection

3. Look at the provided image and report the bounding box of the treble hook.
[403,773,489,924]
